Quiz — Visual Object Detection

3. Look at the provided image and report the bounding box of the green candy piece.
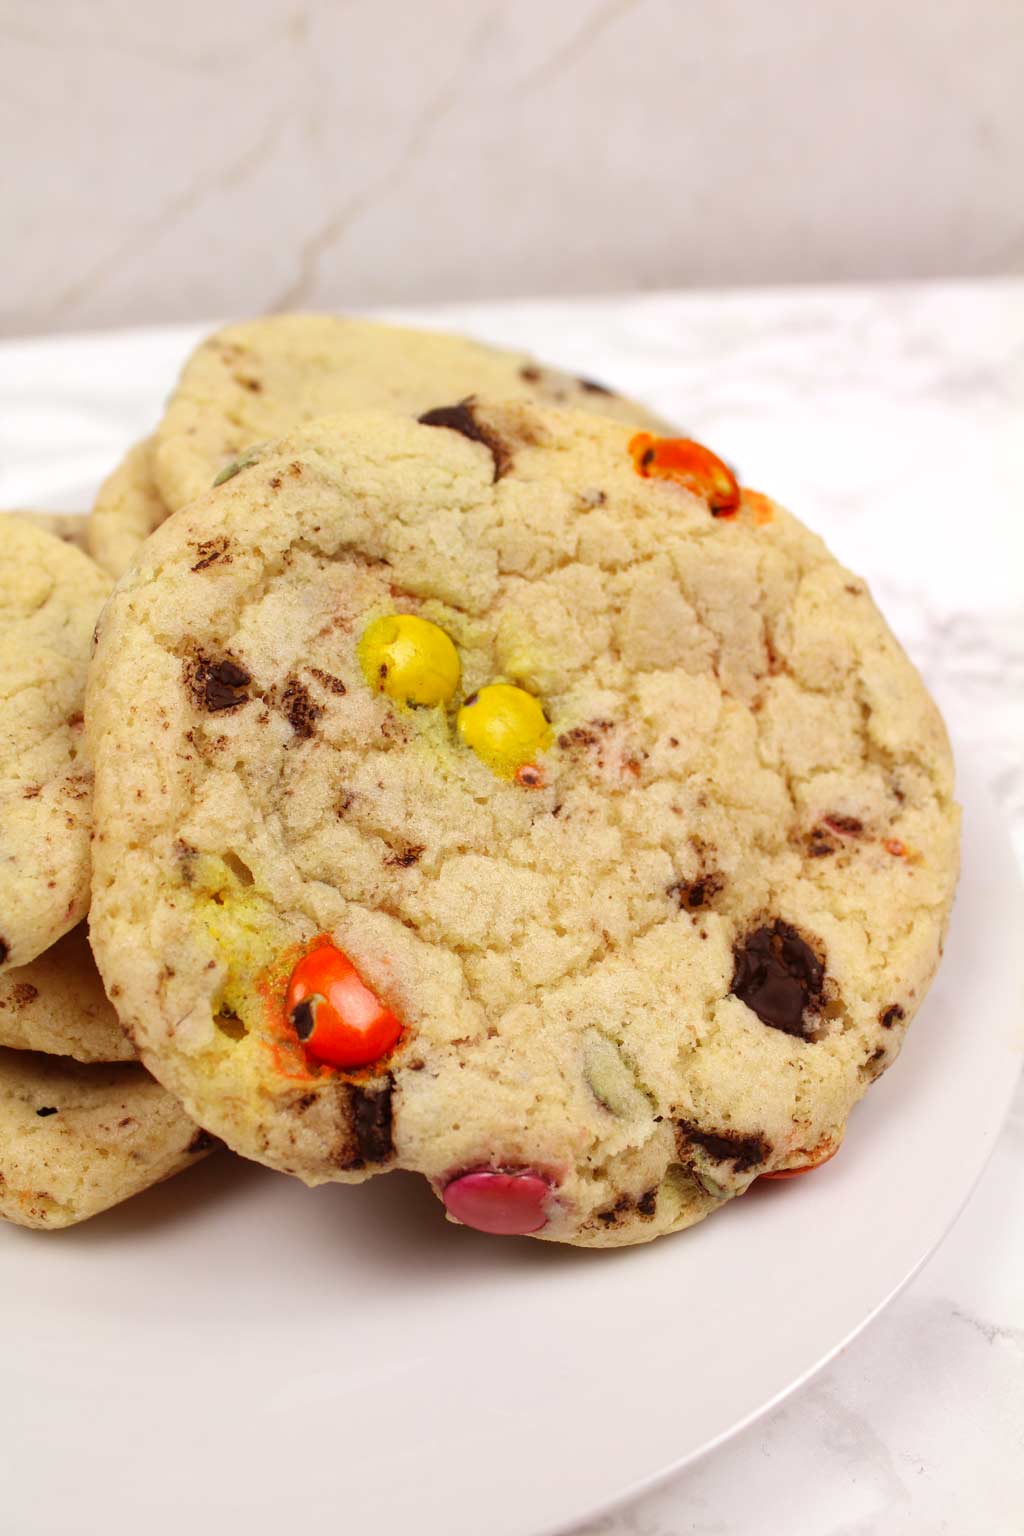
[212,444,265,487]
[583,1032,650,1119]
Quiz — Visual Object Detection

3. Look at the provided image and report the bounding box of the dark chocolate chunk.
[635,1188,658,1217]
[187,655,252,712]
[556,719,613,751]
[731,920,825,1037]
[668,872,725,910]
[0,937,8,965]
[879,1004,905,1029]
[280,678,323,739]
[349,1079,394,1164]
[676,1119,770,1171]
[190,537,231,572]
[35,1106,58,1118]
[823,813,864,837]
[187,1129,218,1154]
[578,376,613,395]
[309,667,347,696]
[418,400,510,481]
[386,844,424,868]
[290,997,319,1041]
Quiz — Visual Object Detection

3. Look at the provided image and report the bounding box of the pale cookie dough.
[0,924,134,1062]
[152,314,672,515]
[87,402,959,1248]
[14,511,89,553]
[0,516,112,970]
[0,1047,212,1229]
[85,437,169,579]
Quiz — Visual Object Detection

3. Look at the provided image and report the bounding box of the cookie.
[0,516,112,970]
[0,924,134,1062]
[151,314,671,516]
[0,1047,211,1229]
[13,511,89,553]
[86,437,169,579]
[87,403,958,1247]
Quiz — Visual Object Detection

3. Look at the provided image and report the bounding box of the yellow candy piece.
[457,684,551,777]
[358,614,460,708]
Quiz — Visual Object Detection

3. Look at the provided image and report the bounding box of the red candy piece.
[285,943,401,1070]
[628,433,741,517]
[760,1141,840,1181]
[443,1170,551,1235]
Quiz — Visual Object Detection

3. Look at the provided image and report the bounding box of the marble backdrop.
[2,0,1023,338]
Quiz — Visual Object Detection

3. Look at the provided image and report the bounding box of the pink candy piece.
[442,1170,551,1235]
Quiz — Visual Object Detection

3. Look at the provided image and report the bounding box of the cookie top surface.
[88,403,958,1247]
[0,1047,208,1229]
[152,314,671,515]
[0,516,112,970]
[0,924,134,1063]
[13,511,89,553]
[86,437,167,579]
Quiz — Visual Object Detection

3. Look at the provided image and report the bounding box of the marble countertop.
[2,277,1021,1535]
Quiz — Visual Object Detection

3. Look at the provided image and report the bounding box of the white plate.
[0,324,1021,1536]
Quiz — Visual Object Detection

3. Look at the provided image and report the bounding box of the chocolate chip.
[186,655,252,712]
[676,1119,770,1171]
[191,537,232,572]
[557,719,613,751]
[668,872,724,910]
[418,400,510,481]
[595,1194,631,1226]
[635,1188,657,1217]
[349,1079,394,1164]
[385,844,424,868]
[879,1004,905,1029]
[0,938,8,965]
[730,921,825,1037]
[823,814,863,837]
[290,997,318,1041]
[862,1048,887,1077]
[578,376,613,395]
[280,678,323,739]
[187,1129,218,1154]
[35,1107,58,1118]
[309,667,347,696]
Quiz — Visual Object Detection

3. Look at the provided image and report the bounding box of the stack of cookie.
[0,515,210,1226]
[1,315,959,1244]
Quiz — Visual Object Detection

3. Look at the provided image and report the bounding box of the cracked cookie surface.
[0,516,112,970]
[0,1046,210,1229]
[0,924,134,1062]
[152,313,671,515]
[87,402,958,1246]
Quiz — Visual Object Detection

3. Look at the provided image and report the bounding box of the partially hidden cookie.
[86,437,169,579]
[0,516,112,970]
[87,403,959,1247]
[13,511,89,553]
[152,314,672,516]
[0,924,134,1062]
[0,1047,212,1229]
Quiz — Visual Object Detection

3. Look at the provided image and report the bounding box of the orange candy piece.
[629,433,741,517]
[760,1141,840,1181]
[285,942,401,1070]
